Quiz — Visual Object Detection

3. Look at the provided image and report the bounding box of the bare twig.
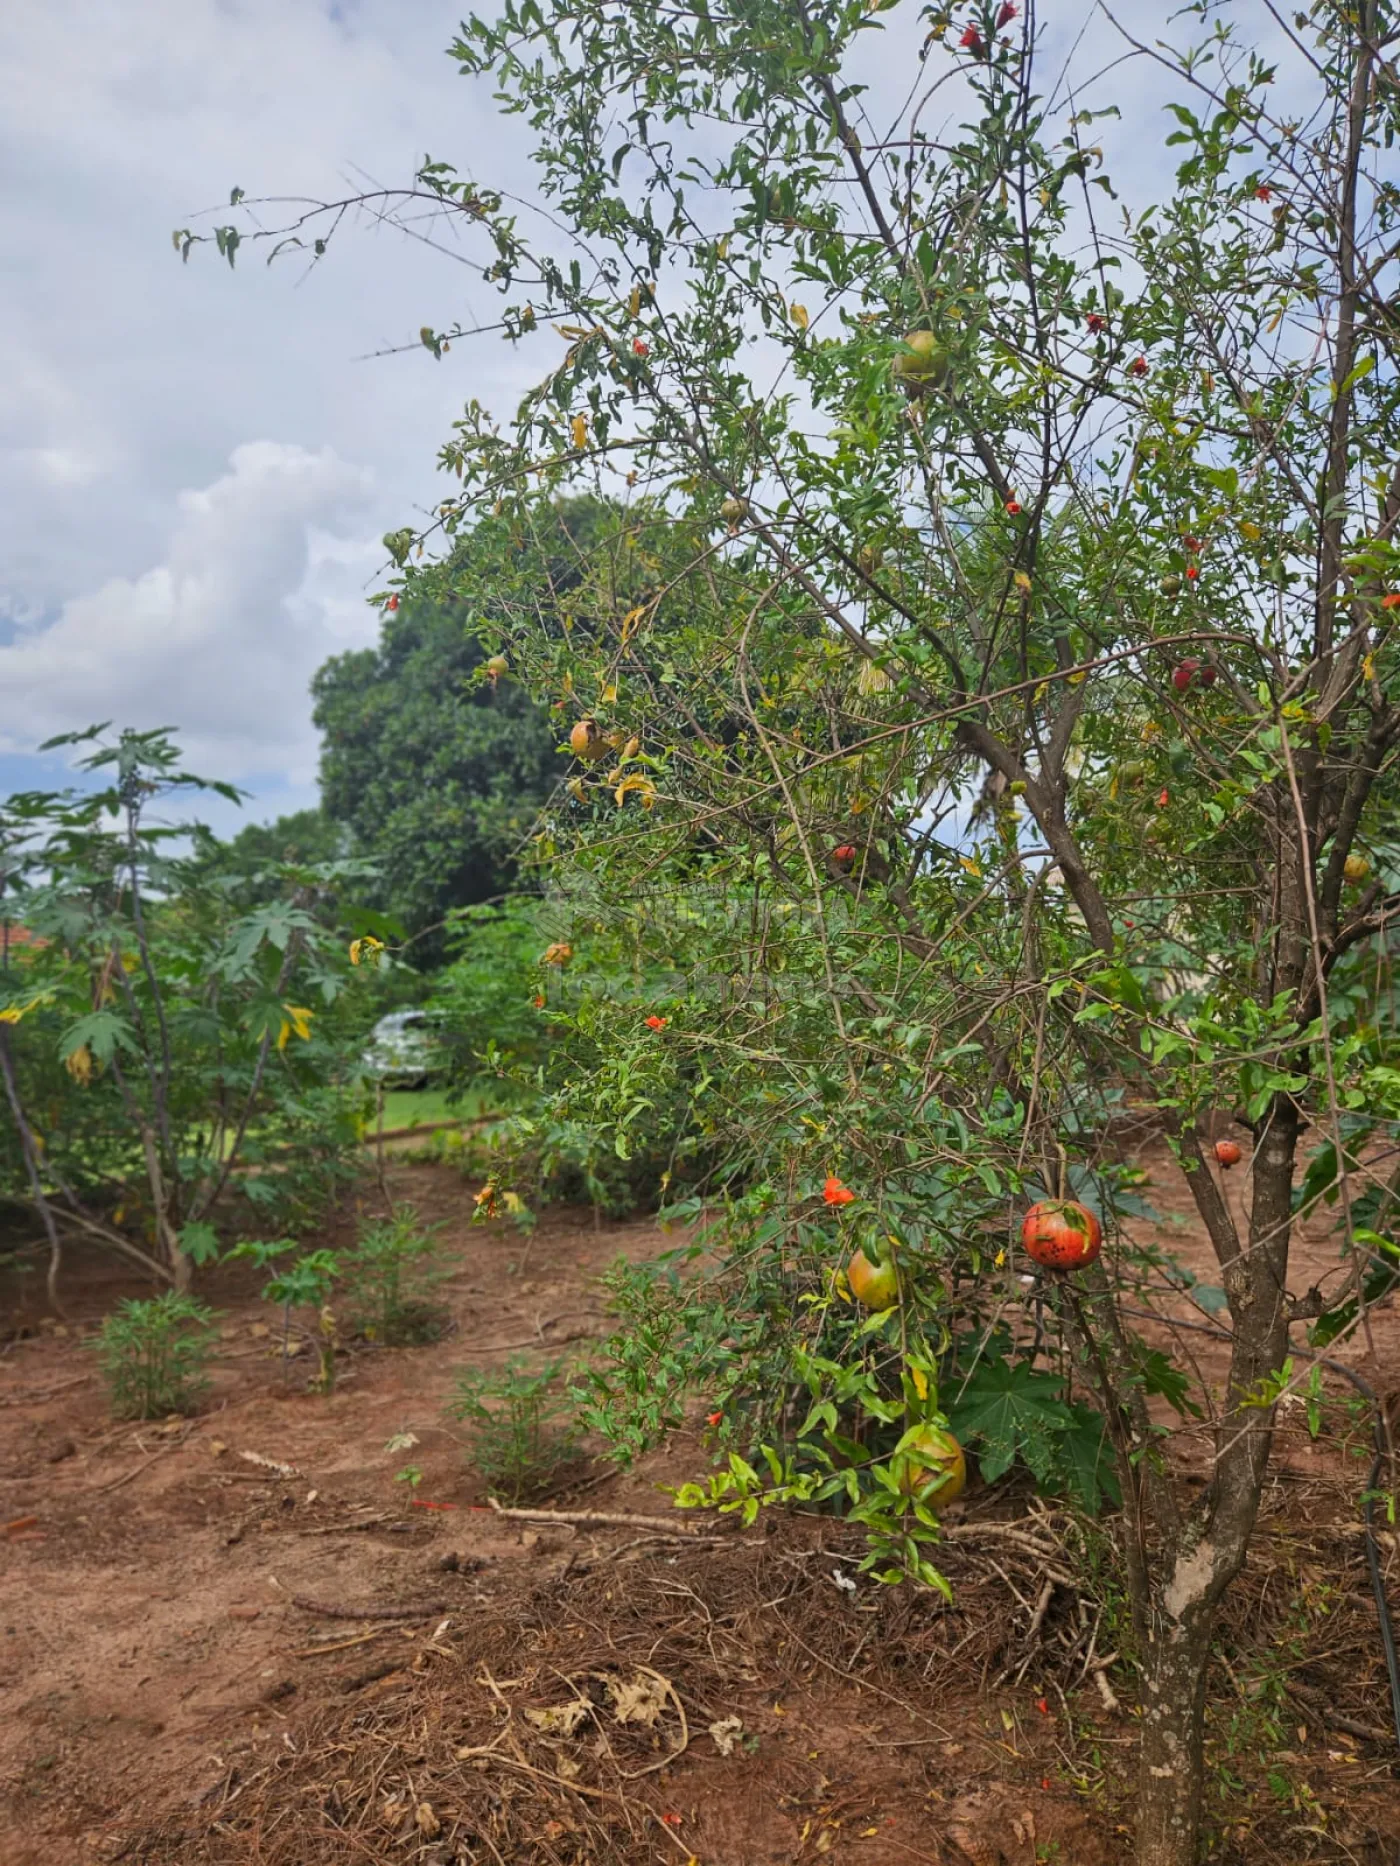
[484,1498,714,1536]
[290,1595,451,1621]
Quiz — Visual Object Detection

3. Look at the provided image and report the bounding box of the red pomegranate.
[1021,1199,1103,1272]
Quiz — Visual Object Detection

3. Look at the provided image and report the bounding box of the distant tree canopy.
[215,807,350,873]
[310,504,596,951]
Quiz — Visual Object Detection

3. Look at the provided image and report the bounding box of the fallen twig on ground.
[485,1498,711,1535]
[290,1595,451,1621]
[290,1630,394,1658]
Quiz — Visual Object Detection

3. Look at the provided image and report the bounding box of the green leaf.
[180,1221,221,1268]
[1056,1403,1120,1513]
[59,1011,137,1066]
[948,1358,1074,1486]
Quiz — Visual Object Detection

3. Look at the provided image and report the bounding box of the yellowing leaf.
[1238,520,1262,541]
[791,302,809,331]
[614,774,657,809]
[600,682,618,704]
[570,413,589,450]
[909,1363,929,1401]
[0,990,50,1025]
[1013,570,1033,594]
[627,286,641,317]
[958,855,983,878]
[277,1004,315,1050]
[620,604,647,644]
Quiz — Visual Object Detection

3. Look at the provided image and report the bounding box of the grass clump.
[343,1203,449,1345]
[447,1358,580,1501]
[94,1291,215,1419]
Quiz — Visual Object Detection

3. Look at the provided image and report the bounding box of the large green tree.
[185,3,1400,1859]
[311,510,588,951]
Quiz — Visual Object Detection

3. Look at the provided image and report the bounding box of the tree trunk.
[1133,1094,1300,1864]
[0,1026,66,1316]
[1135,1597,1216,1866]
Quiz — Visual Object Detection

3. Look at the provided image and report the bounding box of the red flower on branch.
[824,1175,855,1206]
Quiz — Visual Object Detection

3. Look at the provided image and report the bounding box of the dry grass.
[122,1483,1400,1866]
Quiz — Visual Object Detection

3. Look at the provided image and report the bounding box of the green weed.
[343,1204,448,1345]
[94,1291,214,1419]
[448,1357,581,1501]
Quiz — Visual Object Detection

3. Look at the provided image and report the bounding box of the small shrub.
[229,1238,341,1390]
[95,1292,214,1419]
[447,1358,580,1501]
[571,1257,731,1467]
[343,1204,448,1345]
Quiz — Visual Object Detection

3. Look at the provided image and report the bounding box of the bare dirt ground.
[1,1146,1398,1866]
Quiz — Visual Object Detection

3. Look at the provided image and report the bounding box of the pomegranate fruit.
[893,1425,967,1508]
[847,1248,898,1310]
[1160,573,1182,597]
[1021,1199,1103,1271]
[1214,1139,1242,1167]
[569,719,608,762]
[1344,853,1370,884]
[891,330,951,394]
[1171,659,1200,692]
[720,495,749,525]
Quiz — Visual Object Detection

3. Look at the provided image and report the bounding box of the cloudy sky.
[0,0,1293,834]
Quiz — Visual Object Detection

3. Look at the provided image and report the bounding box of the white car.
[361,1010,446,1089]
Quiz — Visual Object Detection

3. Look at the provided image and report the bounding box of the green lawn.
[373,1084,498,1131]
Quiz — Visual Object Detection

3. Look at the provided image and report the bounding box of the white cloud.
[0,442,377,785]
